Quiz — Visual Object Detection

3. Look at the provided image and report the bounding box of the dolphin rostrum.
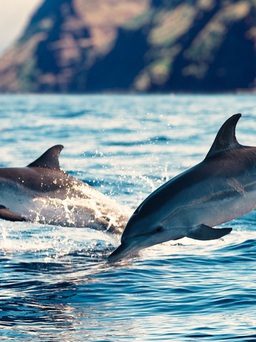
[0,145,130,233]
[108,113,254,262]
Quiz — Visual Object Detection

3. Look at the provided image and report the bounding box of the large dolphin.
[0,145,130,233]
[108,113,255,262]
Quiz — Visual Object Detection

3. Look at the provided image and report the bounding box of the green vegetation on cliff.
[0,0,255,93]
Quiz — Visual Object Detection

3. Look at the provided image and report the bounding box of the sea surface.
[0,94,255,341]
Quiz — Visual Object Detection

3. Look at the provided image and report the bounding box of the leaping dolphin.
[0,145,130,233]
[108,113,254,262]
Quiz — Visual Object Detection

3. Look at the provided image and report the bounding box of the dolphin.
[0,145,130,233]
[108,113,255,262]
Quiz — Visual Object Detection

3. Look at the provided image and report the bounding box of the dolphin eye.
[154,226,164,234]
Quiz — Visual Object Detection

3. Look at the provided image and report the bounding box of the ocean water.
[0,94,256,341]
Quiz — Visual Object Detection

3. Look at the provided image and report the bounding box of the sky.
[0,0,42,55]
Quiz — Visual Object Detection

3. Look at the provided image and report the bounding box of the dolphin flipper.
[187,224,232,241]
[0,205,26,222]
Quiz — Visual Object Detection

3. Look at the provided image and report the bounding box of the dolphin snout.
[107,243,126,263]
[107,240,140,263]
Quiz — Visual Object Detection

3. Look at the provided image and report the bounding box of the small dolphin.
[108,113,255,262]
[0,145,130,233]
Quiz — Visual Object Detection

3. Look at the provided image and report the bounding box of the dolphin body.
[0,145,130,233]
[108,114,255,262]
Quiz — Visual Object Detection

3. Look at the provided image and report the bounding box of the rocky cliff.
[0,0,255,93]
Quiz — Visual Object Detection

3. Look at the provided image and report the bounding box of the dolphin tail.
[0,205,26,222]
[186,224,232,241]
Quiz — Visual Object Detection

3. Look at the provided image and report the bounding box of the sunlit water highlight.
[0,94,256,341]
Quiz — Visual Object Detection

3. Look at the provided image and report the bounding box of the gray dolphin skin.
[108,113,255,262]
[0,145,130,233]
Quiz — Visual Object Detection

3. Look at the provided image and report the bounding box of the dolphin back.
[27,145,64,170]
[205,114,242,159]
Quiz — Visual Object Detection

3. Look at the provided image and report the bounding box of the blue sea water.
[0,94,256,341]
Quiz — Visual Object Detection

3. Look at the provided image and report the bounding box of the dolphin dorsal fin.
[27,145,64,170]
[205,114,242,159]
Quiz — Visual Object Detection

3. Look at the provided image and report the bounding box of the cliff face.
[0,0,255,93]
